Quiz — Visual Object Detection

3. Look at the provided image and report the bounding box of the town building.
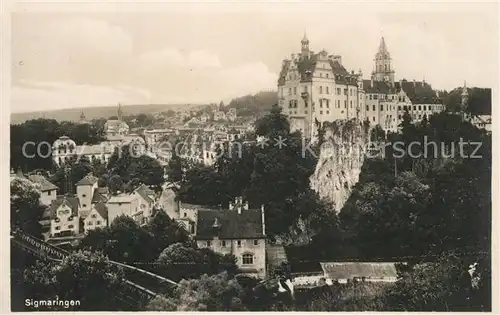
[52,136,115,166]
[166,196,267,279]
[46,195,80,237]
[83,203,108,233]
[277,35,445,138]
[105,104,130,136]
[76,174,99,218]
[27,174,58,206]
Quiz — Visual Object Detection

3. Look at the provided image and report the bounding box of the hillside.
[10,103,199,124]
[226,91,278,117]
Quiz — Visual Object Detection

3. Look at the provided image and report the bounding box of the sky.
[9,1,499,113]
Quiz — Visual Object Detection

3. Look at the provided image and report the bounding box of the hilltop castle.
[277,35,445,138]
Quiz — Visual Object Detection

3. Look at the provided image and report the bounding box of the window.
[319,86,323,94]
[293,87,297,95]
[326,100,330,108]
[237,240,242,247]
[326,86,329,94]
[326,73,329,78]
[398,106,401,110]
[336,88,341,95]
[398,115,402,120]
[369,95,373,100]
[326,111,330,114]
[68,216,73,221]
[68,225,74,229]
[82,194,86,198]
[320,73,323,78]
[350,101,353,108]
[91,214,96,219]
[413,106,417,111]
[304,110,308,114]
[373,116,376,122]
[372,105,376,111]
[88,221,93,226]
[418,106,422,111]
[424,106,427,111]
[242,253,254,265]
[96,221,101,225]
[184,213,187,217]
[344,100,347,108]
[373,95,378,100]
[366,105,369,111]
[55,226,61,230]
[207,241,211,247]
[380,105,384,111]
[48,190,52,195]
[319,99,323,108]
[344,88,348,95]
[403,105,407,110]
[222,240,226,247]
[288,88,291,95]
[254,240,258,246]
[82,204,87,208]
[320,110,323,114]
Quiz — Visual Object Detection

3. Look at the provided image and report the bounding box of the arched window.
[242,253,254,265]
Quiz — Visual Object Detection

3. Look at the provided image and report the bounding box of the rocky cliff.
[310,119,370,212]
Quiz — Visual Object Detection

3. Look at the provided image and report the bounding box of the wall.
[198,238,267,278]
[310,119,370,212]
[107,199,138,224]
[40,189,57,206]
[77,183,97,216]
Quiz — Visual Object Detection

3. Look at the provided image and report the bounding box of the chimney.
[261,205,266,236]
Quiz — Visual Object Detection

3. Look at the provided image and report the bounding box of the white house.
[46,195,80,237]
[27,174,58,206]
[83,202,108,233]
[106,193,140,225]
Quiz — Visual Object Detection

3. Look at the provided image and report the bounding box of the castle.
[277,34,445,138]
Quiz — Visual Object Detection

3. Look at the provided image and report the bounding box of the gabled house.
[133,184,157,224]
[193,197,267,279]
[46,195,80,237]
[27,174,58,206]
[106,193,140,225]
[83,202,108,233]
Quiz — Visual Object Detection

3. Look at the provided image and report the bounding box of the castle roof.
[395,80,442,104]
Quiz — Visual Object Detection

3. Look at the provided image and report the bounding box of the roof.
[76,174,98,186]
[195,208,265,240]
[363,80,395,94]
[48,195,80,218]
[320,262,398,279]
[92,187,110,203]
[79,144,115,155]
[180,203,215,211]
[135,184,155,203]
[107,194,137,203]
[93,202,108,220]
[395,79,442,104]
[28,175,58,191]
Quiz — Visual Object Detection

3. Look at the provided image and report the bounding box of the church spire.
[301,30,310,57]
[461,81,469,121]
[378,36,388,53]
[118,103,123,121]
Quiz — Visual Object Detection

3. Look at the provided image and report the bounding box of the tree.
[147,272,246,311]
[23,251,127,311]
[145,210,190,254]
[49,155,93,194]
[108,175,124,195]
[10,177,43,237]
[385,254,473,311]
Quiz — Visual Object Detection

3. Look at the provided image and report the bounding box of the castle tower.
[117,103,123,121]
[461,81,469,120]
[371,37,395,85]
[301,31,310,57]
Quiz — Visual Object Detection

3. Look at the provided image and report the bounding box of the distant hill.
[226,91,278,117]
[10,103,200,124]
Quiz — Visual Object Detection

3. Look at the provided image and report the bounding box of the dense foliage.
[10,177,44,237]
[11,118,105,172]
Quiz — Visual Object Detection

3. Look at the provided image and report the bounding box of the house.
[194,197,267,279]
[52,136,115,166]
[200,112,211,123]
[46,195,80,237]
[76,174,99,218]
[320,262,398,283]
[105,120,130,136]
[83,202,108,233]
[226,110,237,122]
[133,184,157,223]
[470,115,492,133]
[106,193,142,225]
[27,174,58,206]
[213,111,226,121]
